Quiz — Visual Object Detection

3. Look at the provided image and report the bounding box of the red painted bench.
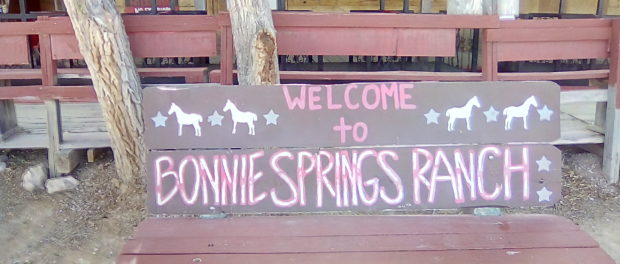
[118,81,614,263]
[482,18,620,183]
[209,12,500,84]
[42,15,216,84]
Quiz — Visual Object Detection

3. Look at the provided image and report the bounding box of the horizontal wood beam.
[486,27,611,42]
[0,85,97,101]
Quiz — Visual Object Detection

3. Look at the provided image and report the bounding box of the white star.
[536,156,552,172]
[264,109,279,125]
[536,187,553,202]
[207,110,224,126]
[537,105,554,121]
[483,106,499,123]
[424,109,440,125]
[151,112,168,128]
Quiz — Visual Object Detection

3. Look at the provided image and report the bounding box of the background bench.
[209,12,499,84]
[482,19,620,183]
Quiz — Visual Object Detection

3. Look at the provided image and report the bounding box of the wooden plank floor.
[117,215,615,264]
[0,102,604,149]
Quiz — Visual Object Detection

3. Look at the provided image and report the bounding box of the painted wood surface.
[144,82,560,149]
[117,215,616,264]
[147,144,561,214]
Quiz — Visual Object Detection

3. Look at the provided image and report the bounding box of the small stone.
[22,163,48,192]
[45,176,79,194]
[0,161,6,173]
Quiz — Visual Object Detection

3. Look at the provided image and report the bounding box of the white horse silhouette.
[223,99,257,135]
[446,96,481,131]
[503,96,538,130]
[168,103,203,136]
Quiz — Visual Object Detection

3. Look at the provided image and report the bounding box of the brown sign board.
[147,144,561,214]
[144,82,560,149]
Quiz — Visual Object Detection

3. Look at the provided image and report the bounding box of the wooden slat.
[496,41,609,61]
[51,32,218,60]
[0,69,42,80]
[486,27,611,42]
[132,215,579,239]
[122,231,598,254]
[44,15,220,34]
[0,36,30,65]
[270,12,501,29]
[499,18,611,29]
[208,70,483,82]
[497,70,610,81]
[117,248,616,264]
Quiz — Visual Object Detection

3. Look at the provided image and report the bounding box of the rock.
[46,176,79,194]
[22,163,48,192]
[0,154,8,163]
[0,161,6,173]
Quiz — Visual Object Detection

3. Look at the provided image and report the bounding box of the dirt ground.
[0,147,619,263]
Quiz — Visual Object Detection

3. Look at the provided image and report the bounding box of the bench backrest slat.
[0,35,30,65]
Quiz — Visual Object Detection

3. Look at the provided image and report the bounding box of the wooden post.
[603,19,620,183]
[62,0,146,190]
[421,0,433,13]
[0,80,17,141]
[39,17,63,177]
[226,0,280,85]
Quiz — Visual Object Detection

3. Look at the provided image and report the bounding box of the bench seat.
[209,70,483,83]
[117,214,614,264]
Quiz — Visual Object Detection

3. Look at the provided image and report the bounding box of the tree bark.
[63,0,146,191]
[227,0,280,85]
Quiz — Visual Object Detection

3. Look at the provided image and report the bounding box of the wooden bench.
[118,81,614,263]
[210,12,500,84]
[482,19,620,183]
[42,15,216,84]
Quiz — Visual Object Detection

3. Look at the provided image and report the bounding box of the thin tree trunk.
[227,0,280,85]
[63,0,146,191]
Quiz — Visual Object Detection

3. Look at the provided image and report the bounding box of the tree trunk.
[63,0,146,191]
[227,0,280,85]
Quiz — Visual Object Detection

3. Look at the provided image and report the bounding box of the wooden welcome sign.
[144,82,561,214]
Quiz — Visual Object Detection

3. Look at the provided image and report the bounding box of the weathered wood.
[603,19,620,183]
[62,0,146,189]
[87,148,105,162]
[0,35,30,65]
[56,149,85,174]
[226,1,279,85]
[0,81,18,141]
[45,99,62,177]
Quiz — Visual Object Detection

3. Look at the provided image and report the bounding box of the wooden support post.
[56,149,85,174]
[87,148,106,163]
[220,22,234,85]
[45,99,62,178]
[603,20,620,183]
[0,80,17,141]
[481,30,497,81]
[39,18,63,178]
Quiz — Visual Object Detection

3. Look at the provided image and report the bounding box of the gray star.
[207,110,224,126]
[536,156,552,172]
[264,109,279,125]
[151,112,168,128]
[537,105,554,121]
[536,187,553,202]
[424,109,440,125]
[483,106,499,123]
